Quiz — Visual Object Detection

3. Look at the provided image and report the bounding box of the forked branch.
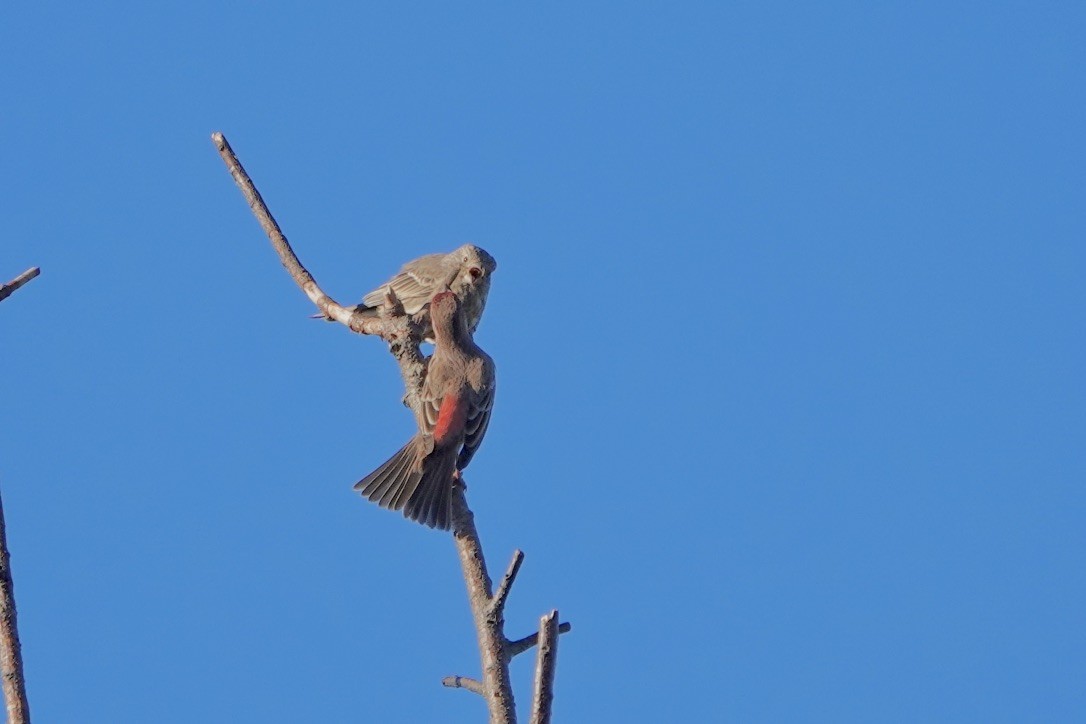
[506,622,573,659]
[447,485,518,721]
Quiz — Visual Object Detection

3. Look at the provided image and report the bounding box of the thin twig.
[491,550,525,617]
[210,132,382,333]
[506,622,573,659]
[441,675,485,696]
[211,132,428,411]
[0,489,30,724]
[528,610,560,724]
[0,268,40,304]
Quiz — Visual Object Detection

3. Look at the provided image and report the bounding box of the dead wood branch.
[442,675,485,696]
[449,485,518,722]
[211,132,428,412]
[491,549,524,618]
[0,490,30,724]
[0,270,35,724]
[506,622,573,659]
[528,610,560,724]
[0,268,40,304]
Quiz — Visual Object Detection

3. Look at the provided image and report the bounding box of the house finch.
[346,244,496,342]
[355,291,496,530]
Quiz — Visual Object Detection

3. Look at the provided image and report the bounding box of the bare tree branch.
[0,273,35,723]
[450,485,517,723]
[0,268,40,304]
[211,133,358,327]
[210,132,428,413]
[528,610,560,724]
[442,675,485,696]
[0,489,30,724]
[491,549,524,618]
[506,622,573,659]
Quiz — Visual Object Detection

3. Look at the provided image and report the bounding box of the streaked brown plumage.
[352,244,496,342]
[355,291,496,530]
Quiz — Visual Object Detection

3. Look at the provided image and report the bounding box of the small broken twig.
[441,675,485,696]
[0,268,40,304]
[491,550,525,617]
[0,490,30,724]
[528,610,560,724]
[506,622,573,659]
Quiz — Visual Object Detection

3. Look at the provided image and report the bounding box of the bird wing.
[418,381,443,436]
[457,379,494,471]
[360,253,447,310]
[354,437,425,510]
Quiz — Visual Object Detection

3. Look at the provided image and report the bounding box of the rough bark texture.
[528,610,560,724]
[0,269,36,723]
[506,622,573,659]
[0,268,39,305]
[440,675,485,696]
[0,492,30,724]
[449,487,518,723]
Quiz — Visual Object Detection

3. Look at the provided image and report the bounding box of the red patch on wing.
[433,393,468,444]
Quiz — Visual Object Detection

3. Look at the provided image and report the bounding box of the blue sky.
[2,2,1083,722]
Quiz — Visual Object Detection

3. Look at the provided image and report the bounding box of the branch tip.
[211,131,413,339]
[442,675,485,696]
[0,267,41,304]
[529,609,561,724]
[491,549,525,616]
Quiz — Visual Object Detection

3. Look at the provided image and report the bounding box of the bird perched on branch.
[355,291,496,530]
[329,244,496,342]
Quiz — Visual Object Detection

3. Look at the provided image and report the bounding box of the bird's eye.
[468,267,483,280]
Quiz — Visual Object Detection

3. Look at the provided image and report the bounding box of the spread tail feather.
[355,439,456,531]
[355,441,423,514]
[404,449,457,530]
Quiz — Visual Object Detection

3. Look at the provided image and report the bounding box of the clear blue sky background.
[2,3,1083,722]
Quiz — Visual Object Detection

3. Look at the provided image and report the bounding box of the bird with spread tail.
[334,244,496,343]
[355,291,496,530]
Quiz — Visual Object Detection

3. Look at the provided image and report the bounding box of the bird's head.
[431,290,459,311]
[451,244,497,294]
[430,291,463,341]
